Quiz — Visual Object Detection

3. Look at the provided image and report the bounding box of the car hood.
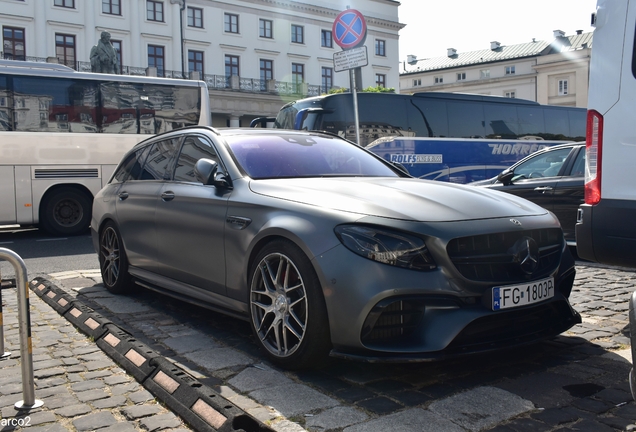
[248,177,547,222]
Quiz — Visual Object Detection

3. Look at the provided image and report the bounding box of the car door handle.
[118,192,129,200]
[161,191,175,201]
[533,186,554,194]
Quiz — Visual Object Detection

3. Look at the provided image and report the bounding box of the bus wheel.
[40,189,92,236]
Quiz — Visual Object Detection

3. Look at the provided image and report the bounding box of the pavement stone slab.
[249,382,340,418]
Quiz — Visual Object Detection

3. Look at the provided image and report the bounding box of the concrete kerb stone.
[29,278,277,432]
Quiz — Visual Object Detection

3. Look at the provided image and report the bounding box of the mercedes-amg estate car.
[91,127,581,369]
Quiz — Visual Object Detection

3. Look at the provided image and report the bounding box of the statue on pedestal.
[90,31,118,74]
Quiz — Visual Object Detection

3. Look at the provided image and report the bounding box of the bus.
[0,59,210,236]
[267,92,586,181]
[576,0,636,268]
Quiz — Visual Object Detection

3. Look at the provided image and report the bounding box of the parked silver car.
[91,127,581,369]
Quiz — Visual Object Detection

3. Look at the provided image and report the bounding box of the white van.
[576,0,636,267]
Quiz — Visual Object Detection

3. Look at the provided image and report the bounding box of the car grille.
[446,228,563,283]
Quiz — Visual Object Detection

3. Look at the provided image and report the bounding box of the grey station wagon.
[91,127,581,369]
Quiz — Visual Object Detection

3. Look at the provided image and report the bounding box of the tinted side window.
[410,99,449,137]
[142,137,181,180]
[484,104,518,139]
[517,106,546,138]
[174,136,220,182]
[447,101,485,138]
[12,77,98,133]
[111,145,151,183]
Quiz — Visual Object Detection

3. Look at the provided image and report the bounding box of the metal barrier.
[0,247,43,409]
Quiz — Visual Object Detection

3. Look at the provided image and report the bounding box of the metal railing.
[0,248,43,410]
[1,54,329,98]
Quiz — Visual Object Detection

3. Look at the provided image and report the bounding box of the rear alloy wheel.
[99,222,132,294]
[249,240,331,369]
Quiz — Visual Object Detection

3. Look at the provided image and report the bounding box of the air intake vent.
[34,168,99,179]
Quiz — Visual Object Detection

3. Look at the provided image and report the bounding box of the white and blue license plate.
[492,277,554,311]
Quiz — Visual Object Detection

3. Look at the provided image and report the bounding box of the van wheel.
[40,189,92,236]
[249,240,331,370]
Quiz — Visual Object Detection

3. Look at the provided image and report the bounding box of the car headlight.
[334,225,436,271]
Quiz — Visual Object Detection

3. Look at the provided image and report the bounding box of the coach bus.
[0,59,210,236]
[266,92,586,182]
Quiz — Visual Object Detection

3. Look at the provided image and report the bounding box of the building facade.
[399,30,592,108]
[0,0,403,126]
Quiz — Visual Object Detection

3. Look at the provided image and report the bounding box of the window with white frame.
[413,79,421,86]
[505,91,516,98]
[558,79,569,95]
[146,0,163,22]
[434,76,443,84]
[102,0,121,15]
[505,65,516,75]
[480,69,490,79]
[457,72,466,81]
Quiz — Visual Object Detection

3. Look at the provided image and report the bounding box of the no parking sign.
[332,9,367,50]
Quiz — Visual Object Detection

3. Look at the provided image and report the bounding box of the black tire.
[249,240,331,370]
[99,221,132,294]
[40,188,92,236]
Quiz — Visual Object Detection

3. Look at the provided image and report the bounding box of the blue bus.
[265,92,586,182]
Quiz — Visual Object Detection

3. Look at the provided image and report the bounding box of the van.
[576,0,636,267]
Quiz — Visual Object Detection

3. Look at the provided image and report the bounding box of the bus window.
[517,106,546,138]
[544,108,570,140]
[568,109,586,141]
[410,99,448,137]
[484,104,519,139]
[12,77,98,133]
[447,101,486,138]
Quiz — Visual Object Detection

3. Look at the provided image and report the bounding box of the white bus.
[0,60,210,236]
[576,0,636,267]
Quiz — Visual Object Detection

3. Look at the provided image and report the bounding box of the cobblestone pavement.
[1,263,636,432]
[0,285,191,432]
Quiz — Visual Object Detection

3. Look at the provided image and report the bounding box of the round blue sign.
[332,9,367,50]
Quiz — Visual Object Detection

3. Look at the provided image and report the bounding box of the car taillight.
[584,109,603,205]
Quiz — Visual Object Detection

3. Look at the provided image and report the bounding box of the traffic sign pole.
[332,9,367,146]
[350,69,361,145]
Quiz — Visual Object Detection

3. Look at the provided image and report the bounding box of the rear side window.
[173,136,221,182]
[111,145,151,183]
[142,137,182,180]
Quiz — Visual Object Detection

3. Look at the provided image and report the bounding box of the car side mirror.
[497,170,515,186]
[194,158,232,189]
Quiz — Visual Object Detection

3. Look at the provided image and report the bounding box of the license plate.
[492,277,554,311]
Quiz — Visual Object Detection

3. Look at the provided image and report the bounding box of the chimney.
[447,48,457,57]
[553,29,566,38]
[490,41,501,50]
[576,29,583,35]
[407,54,418,65]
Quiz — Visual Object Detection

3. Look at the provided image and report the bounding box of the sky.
[397,0,598,63]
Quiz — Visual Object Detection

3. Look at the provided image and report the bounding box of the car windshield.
[225,134,400,179]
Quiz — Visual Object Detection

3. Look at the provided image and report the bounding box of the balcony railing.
[1,54,326,98]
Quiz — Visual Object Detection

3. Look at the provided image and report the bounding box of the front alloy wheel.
[249,240,330,369]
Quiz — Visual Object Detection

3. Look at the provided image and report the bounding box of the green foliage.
[327,86,395,94]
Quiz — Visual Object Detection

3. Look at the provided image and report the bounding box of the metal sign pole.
[350,69,361,146]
